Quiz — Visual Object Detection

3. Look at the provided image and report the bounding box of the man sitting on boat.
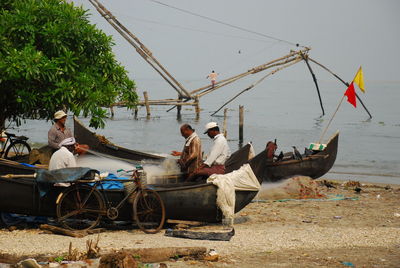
[49,137,78,170]
[48,110,88,155]
[171,124,202,179]
[187,122,231,181]
[48,110,73,150]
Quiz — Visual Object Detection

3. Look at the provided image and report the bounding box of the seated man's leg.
[187,165,225,182]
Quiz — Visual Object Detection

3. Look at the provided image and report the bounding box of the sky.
[71,0,400,96]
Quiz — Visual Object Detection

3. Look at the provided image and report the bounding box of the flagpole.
[318,95,345,143]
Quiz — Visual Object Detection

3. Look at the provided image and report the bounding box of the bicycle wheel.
[56,186,104,231]
[4,140,31,161]
[133,189,166,234]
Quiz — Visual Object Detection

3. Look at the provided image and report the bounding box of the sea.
[8,79,400,184]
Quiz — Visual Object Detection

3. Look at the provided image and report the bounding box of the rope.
[148,0,303,47]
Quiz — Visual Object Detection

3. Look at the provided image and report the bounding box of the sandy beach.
[0,178,399,267]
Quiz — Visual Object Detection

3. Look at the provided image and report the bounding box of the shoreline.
[0,177,399,267]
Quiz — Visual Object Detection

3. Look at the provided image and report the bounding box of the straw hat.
[54,110,67,120]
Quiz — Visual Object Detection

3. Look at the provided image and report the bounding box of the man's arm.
[48,127,59,149]
[204,139,222,167]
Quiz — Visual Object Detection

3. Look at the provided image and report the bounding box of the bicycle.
[56,168,166,234]
[0,131,31,160]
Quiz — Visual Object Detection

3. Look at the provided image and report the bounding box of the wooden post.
[110,106,115,118]
[177,96,182,120]
[134,108,138,119]
[143,91,150,119]
[194,97,200,119]
[223,108,228,138]
[239,105,244,147]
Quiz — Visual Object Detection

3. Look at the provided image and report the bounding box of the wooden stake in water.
[239,105,244,146]
[143,91,150,119]
[223,108,228,138]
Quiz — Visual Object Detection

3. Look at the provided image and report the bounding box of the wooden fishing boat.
[264,131,339,182]
[0,147,266,224]
[73,116,164,163]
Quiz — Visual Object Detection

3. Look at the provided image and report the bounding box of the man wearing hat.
[188,122,231,181]
[48,110,73,150]
[48,137,77,170]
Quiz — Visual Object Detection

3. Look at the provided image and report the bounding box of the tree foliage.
[0,0,138,128]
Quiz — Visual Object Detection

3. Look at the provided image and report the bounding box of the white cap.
[204,122,218,134]
[54,110,67,120]
[58,137,76,147]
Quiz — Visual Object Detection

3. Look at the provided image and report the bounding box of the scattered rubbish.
[354,187,362,193]
[302,219,312,223]
[319,180,336,188]
[342,181,361,188]
[376,194,381,199]
[165,228,235,241]
[394,213,400,217]
[16,258,41,268]
[341,261,355,267]
[333,216,342,220]
[203,249,219,262]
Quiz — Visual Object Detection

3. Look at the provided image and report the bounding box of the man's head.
[204,122,220,138]
[58,137,76,152]
[54,110,67,125]
[180,124,194,139]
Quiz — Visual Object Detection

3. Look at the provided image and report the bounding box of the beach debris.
[333,216,342,220]
[203,249,219,262]
[319,180,336,188]
[340,261,355,267]
[342,180,361,189]
[394,213,400,217]
[354,187,362,193]
[100,251,137,268]
[39,224,105,238]
[16,258,41,268]
[165,228,235,241]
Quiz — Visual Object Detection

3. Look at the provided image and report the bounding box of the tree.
[0,0,138,129]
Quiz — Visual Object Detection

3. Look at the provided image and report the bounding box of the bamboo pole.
[143,91,150,118]
[300,52,325,115]
[239,105,244,146]
[318,95,345,143]
[307,57,372,119]
[211,57,303,116]
[88,0,192,99]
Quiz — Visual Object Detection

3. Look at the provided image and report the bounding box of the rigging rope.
[147,0,304,48]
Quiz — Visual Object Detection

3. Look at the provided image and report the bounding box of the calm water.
[10,80,400,184]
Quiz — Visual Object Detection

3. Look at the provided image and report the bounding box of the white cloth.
[49,146,77,170]
[207,163,260,224]
[185,132,198,146]
[204,134,231,167]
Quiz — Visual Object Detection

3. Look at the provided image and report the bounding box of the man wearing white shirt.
[188,122,231,181]
[49,137,77,170]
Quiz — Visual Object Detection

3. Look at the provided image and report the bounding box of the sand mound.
[256,176,324,200]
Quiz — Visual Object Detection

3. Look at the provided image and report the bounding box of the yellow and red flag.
[344,82,356,108]
[353,66,365,93]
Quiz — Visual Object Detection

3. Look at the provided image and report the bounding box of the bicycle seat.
[4,132,15,138]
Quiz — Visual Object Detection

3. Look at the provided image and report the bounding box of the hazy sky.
[72,0,399,91]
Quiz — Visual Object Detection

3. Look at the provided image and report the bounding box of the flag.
[344,82,356,108]
[353,66,365,93]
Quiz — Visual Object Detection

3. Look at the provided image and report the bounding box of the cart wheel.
[4,140,31,161]
[133,189,165,234]
[56,186,104,231]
